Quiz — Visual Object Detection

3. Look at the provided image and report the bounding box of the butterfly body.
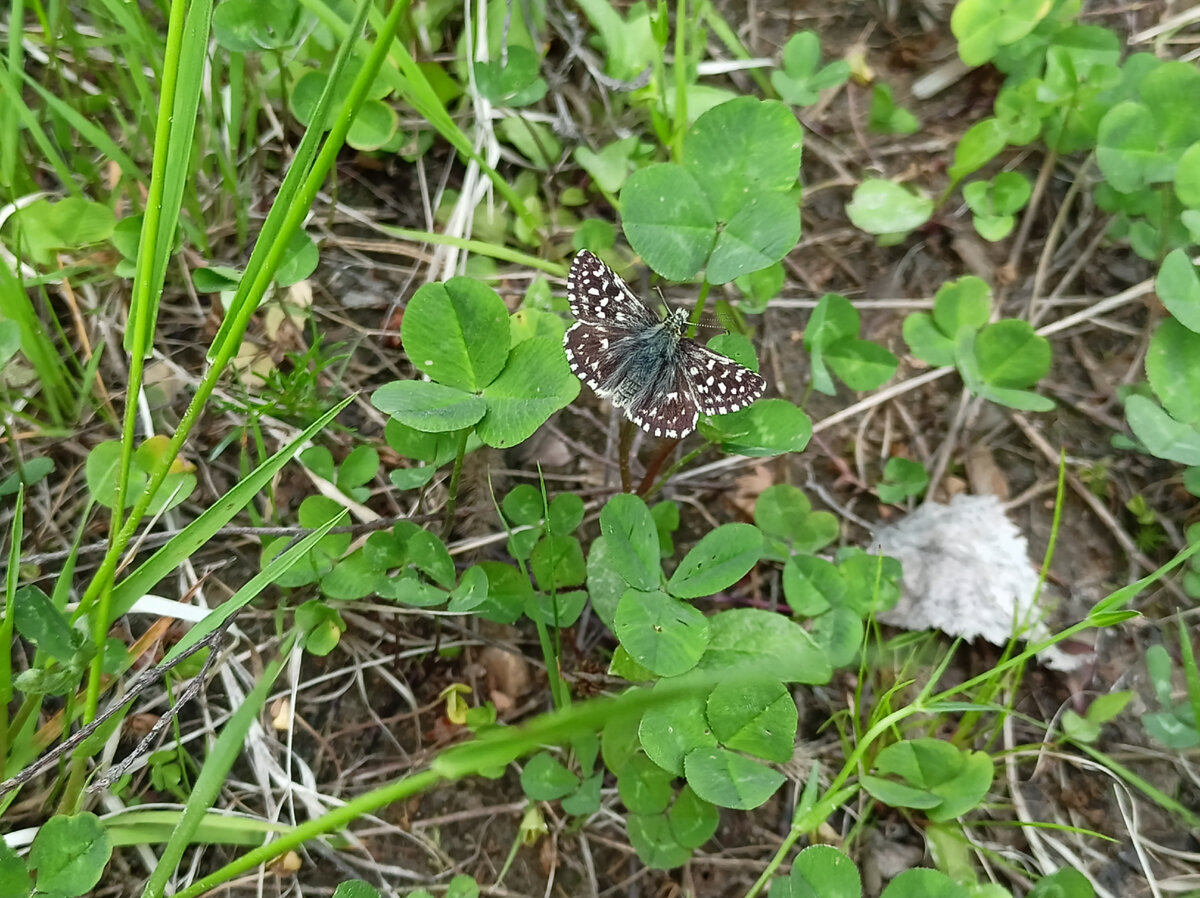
[564,250,766,439]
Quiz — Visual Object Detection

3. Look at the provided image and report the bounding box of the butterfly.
[563,250,766,439]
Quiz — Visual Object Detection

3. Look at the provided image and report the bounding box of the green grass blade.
[138,637,295,898]
[0,486,22,768]
[105,808,291,847]
[0,65,77,197]
[16,70,143,184]
[100,395,354,623]
[302,0,539,232]
[1,0,26,192]
[1178,621,1200,746]
[162,507,348,664]
[123,0,212,361]
[208,0,379,359]
[0,255,68,420]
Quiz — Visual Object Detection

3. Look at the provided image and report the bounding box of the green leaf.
[0,456,54,497]
[474,46,547,107]
[1141,61,1200,150]
[708,399,812,457]
[621,164,716,281]
[1096,101,1161,193]
[615,589,709,677]
[331,881,383,898]
[447,565,490,613]
[478,337,579,448]
[523,585,588,629]
[3,197,116,265]
[877,457,929,503]
[617,753,674,814]
[902,313,956,368]
[698,608,831,684]
[974,319,1051,388]
[400,278,511,391]
[445,875,480,898]
[734,262,785,312]
[809,606,864,668]
[1086,690,1132,724]
[502,484,543,525]
[1147,318,1200,423]
[772,32,850,108]
[668,785,720,849]
[972,213,1016,242]
[880,868,968,898]
[706,679,797,762]
[627,812,692,870]
[869,83,919,134]
[585,537,625,631]
[788,844,862,898]
[0,839,31,898]
[951,0,1051,67]
[845,179,932,237]
[28,813,111,896]
[295,600,347,656]
[319,546,382,599]
[640,691,718,775]
[651,501,681,557]
[867,738,994,821]
[934,276,992,337]
[562,772,603,815]
[574,136,639,194]
[346,98,398,152]
[1126,395,1200,464]
[837,549,903,616]
[683,747,785,810]
[385,418,460,466]
[212,0,297,52]
[806,294,859,374]
[371,380,486,432]
[990,171,1033,212]
[1174,141,1200,208]
[531,534,585,591]
[497,117,562,168]
[668,524,762,599]
[599,494,661,592]
[470,561,531,624]
[1027,868,1095,898]
[274,228,319,286]
[782,556,843,616]
[682,97,803,221]
[706,191,801,285]
[337,445,379,492]
[520,751,580,800]
[408,529,455,587]
[14,586,81,661]
[1156,249,1200,333]
[755,484,839,556]
[949,118,1007,181]
[824,337,898,391]
[572,0,657,83]
[548,492,585,536]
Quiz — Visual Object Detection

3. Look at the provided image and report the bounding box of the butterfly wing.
[567,250,662,329]
[622,372,701,439]
[677,340,767,417]
[563,322,630,396]
[564,250,766,440]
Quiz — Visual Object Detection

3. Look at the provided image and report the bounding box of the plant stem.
[619,419,634,492]
[441,428,470,539]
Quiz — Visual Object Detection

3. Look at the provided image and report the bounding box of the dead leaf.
[479,646,530,713]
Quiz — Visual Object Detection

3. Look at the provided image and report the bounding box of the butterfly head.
[665,306,689,339]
